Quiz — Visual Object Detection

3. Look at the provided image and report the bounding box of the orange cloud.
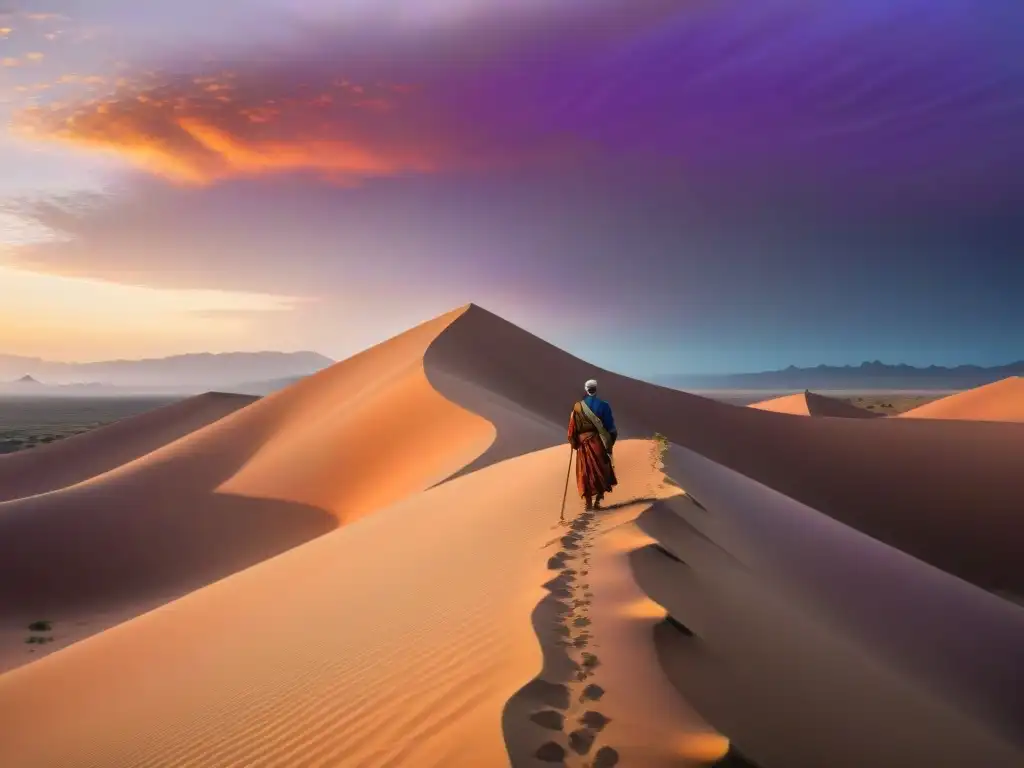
[0,27,12,38]
[14,71,450,185]
[25,51,44,61]
[57,74,106,85]
[2,57,19,67]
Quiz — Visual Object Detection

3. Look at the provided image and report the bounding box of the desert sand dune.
[747,390,880,418]
[898,376,1024,422]
[0,307,493,672]
[0,442,720,768]
[634,445,1024,766]
[0,391,257,502]
[3,303,1023,768]
[426,305,1024,598]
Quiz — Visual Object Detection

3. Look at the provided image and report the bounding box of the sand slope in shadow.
[630,445,1024,766]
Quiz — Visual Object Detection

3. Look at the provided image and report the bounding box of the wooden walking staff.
[559,446,575,524]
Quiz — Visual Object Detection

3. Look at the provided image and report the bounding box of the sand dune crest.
[898,376,1024,422]
[0,306,493,672]
[0,391,257,502]
[747,390,879,418]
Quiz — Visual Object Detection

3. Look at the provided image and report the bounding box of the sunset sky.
[1,0,1022,375]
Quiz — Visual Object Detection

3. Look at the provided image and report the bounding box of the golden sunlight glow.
[620,596,669,620]
[675,732,732,762]
[0,265,304,361]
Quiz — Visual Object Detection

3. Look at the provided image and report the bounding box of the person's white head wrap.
[585,379,598,394]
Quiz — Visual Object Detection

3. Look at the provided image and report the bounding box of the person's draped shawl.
[577,398,615,469]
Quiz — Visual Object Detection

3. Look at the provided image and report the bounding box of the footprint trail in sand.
[533,506,620,768]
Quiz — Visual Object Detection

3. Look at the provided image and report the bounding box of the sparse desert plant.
[648,432,671,492]
[650,432,669,470]
[25,636,53,645]
[27,620,52,632]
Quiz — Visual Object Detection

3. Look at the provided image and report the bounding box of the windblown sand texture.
[747,391,880,418]
[1,304,1022,767]
[898,376,1024,422]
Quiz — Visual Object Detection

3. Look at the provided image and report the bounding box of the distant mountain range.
[0,351,334,394]
[659,361,1024,391]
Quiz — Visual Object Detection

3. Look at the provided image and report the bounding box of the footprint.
[522,680,571,710]
[580,652,599,669]
[573,617,591,628]
[535,742,567,763]
[593,746,620,767]
[580,711,610,731]
[552,601,572,618]
[568,728,596,755]
[529,710,565,731]
[581,684,605,701]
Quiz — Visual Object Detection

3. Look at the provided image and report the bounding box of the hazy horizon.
[2,328,1022,383]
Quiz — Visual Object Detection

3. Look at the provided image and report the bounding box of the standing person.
[567,379,618,510]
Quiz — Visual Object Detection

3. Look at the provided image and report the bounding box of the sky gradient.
[1,1,1023,375]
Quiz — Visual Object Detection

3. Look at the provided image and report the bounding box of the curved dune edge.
[424,305,1024,598]
[747,391,880,418]
[0,443,656,768]
[898,376,1024,422]
[0,306,497,673]
[0,391,258,502]
[633,445,1024,767]
[502,445,733,768]
[3,303,1024,768]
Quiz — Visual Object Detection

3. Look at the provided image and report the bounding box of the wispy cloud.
[23,12,65,22]
[14,70,474,184]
